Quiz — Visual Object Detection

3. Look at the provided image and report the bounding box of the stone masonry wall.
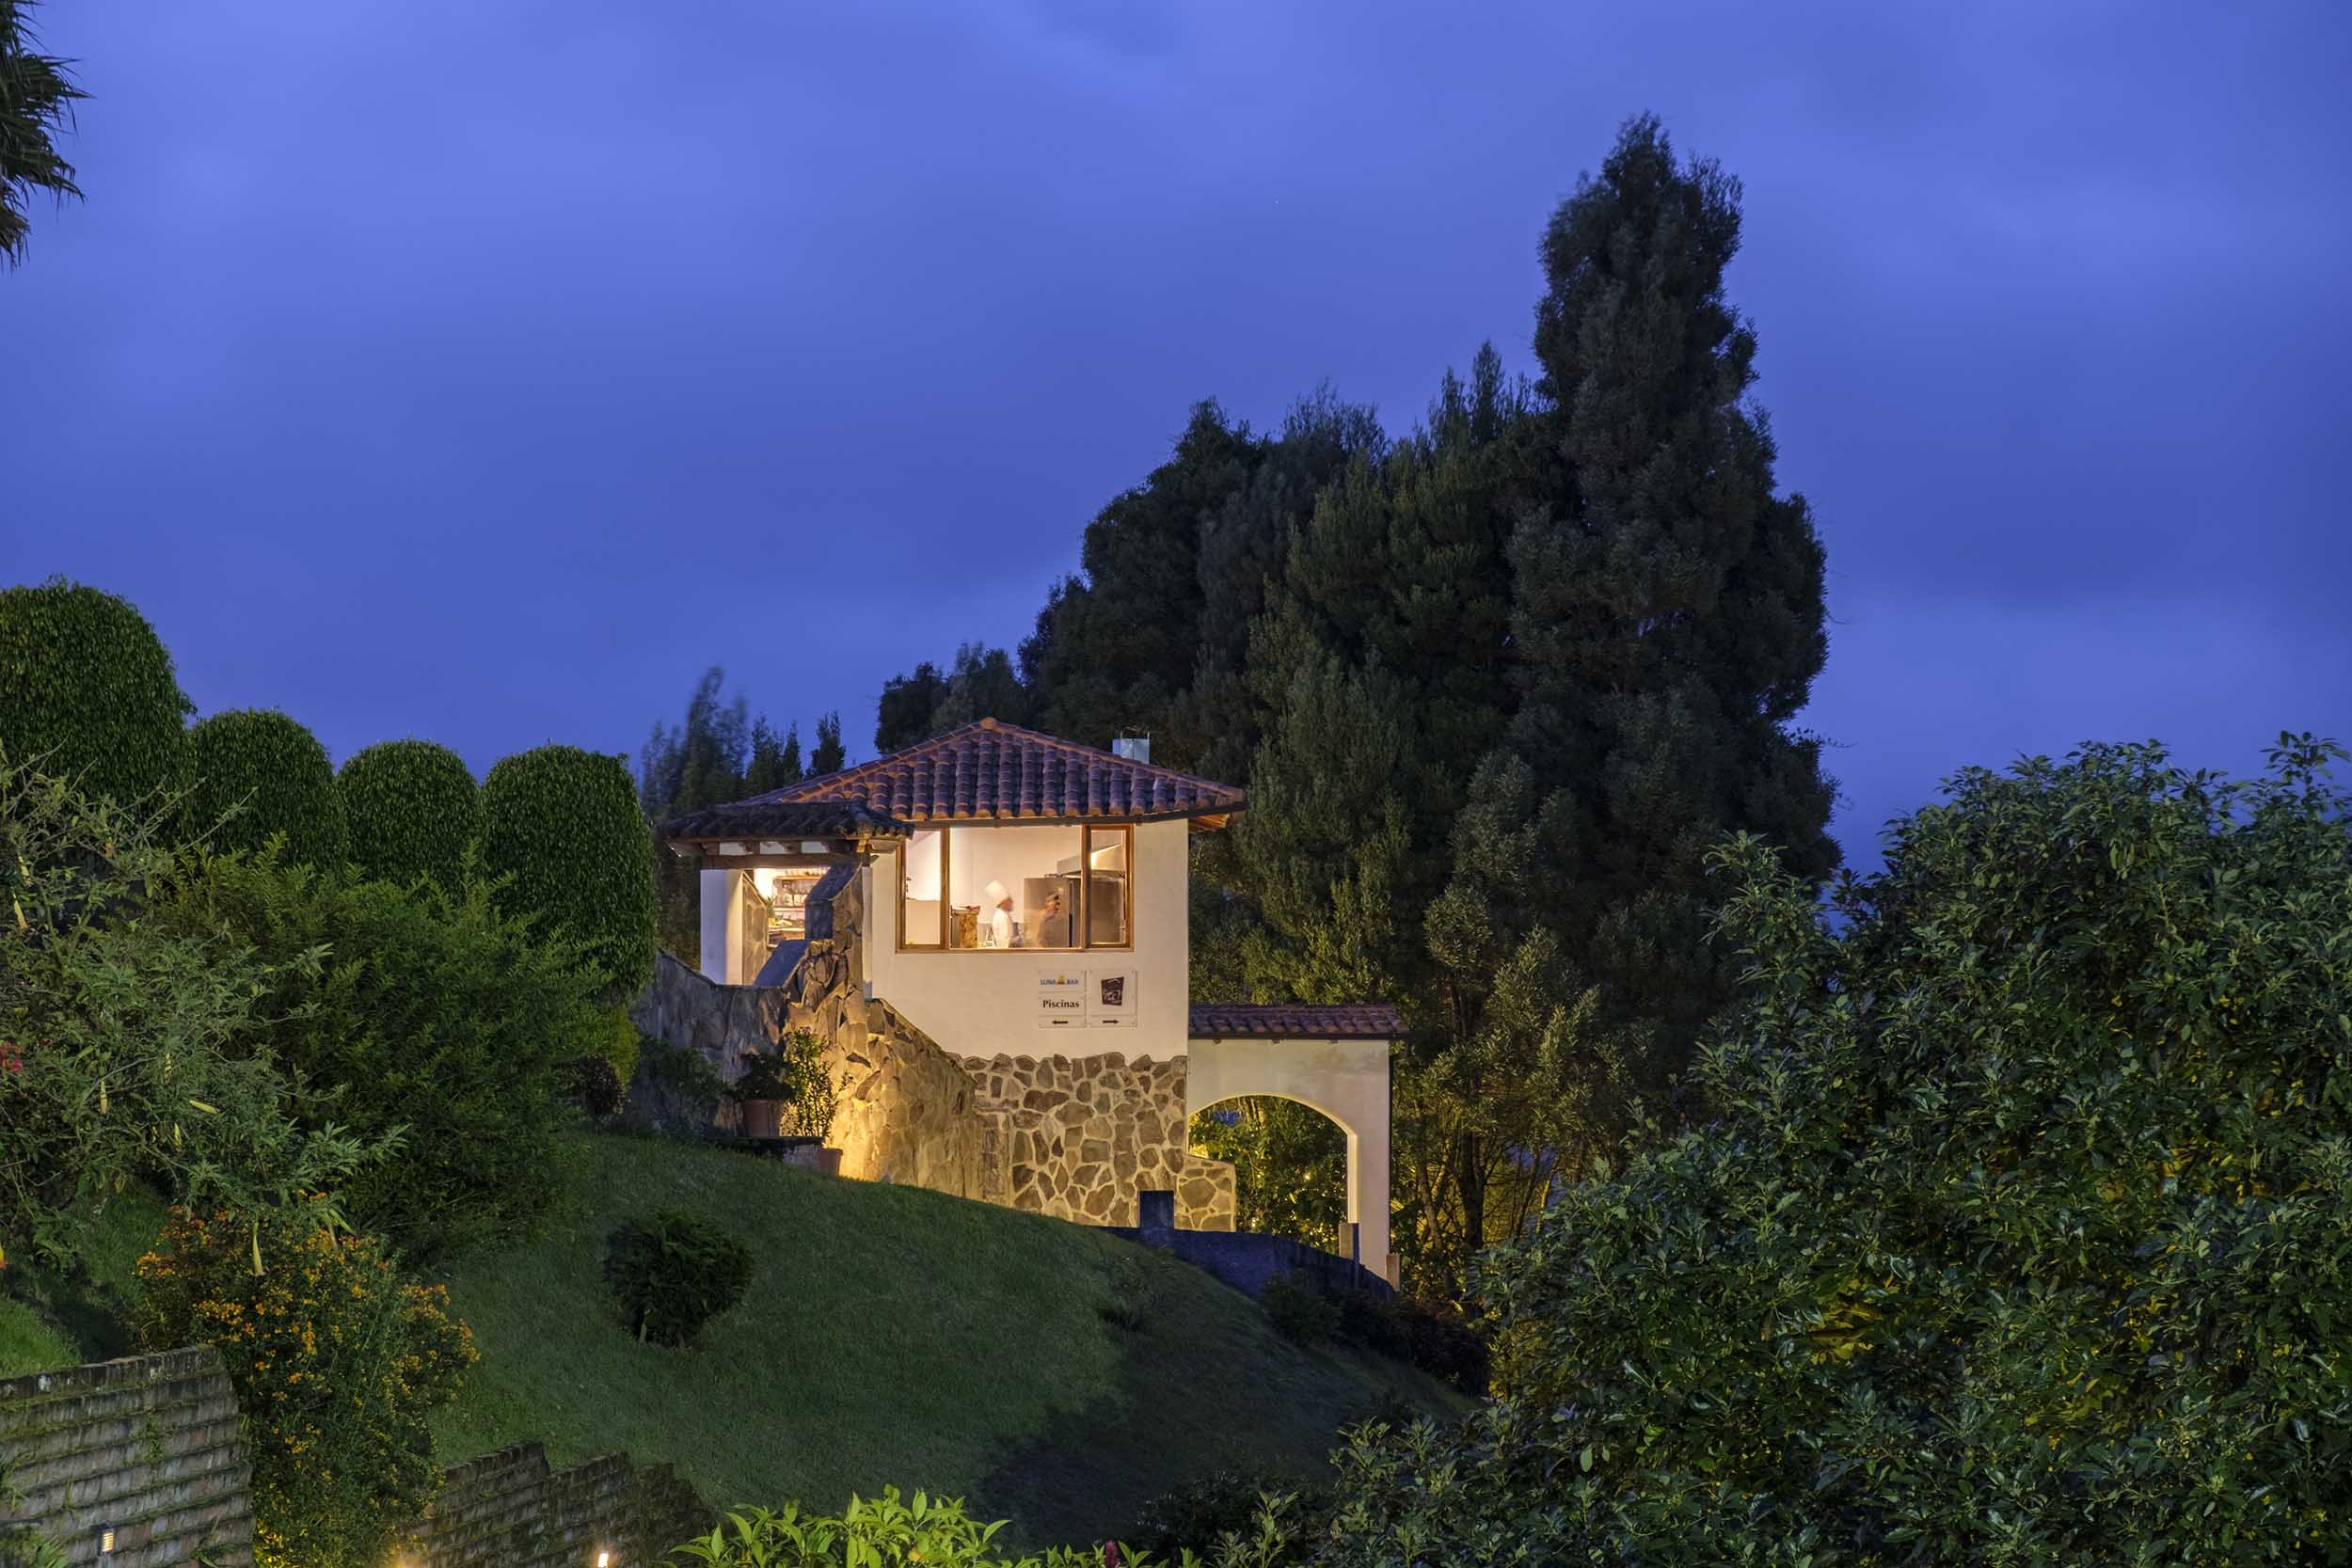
[0,1347,251,1567]
[959,1051,1236,1232]
[408,1441,712,1568]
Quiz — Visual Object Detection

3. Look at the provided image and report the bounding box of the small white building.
[657,718,1396,1279]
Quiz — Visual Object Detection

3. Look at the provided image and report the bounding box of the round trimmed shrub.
[0,577,191,804]
[603,1209,753,1347]
[337,737,481,889]
[181,708,349,866]
[481,743,655,999]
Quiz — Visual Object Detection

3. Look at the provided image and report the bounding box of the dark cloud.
[6,0,2345,873]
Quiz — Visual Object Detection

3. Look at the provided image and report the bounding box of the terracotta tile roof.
[1188,1003,1402,1040]
[741,719,1248,826]
[658,799,900,844]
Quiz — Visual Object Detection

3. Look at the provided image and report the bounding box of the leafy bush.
[481,743,656,999]
[619,1042,727,1139]
[179,707,350,866]
[0,759,372,1270]
[1332,1291,1487,1395]
[157,851,602,1265]
[135,1201,476,1568]
[336,737,481,889]
[675,1490,1188,1568]
[1300,735,2352,1564]
[604,1209,754,1346]
[559,1053,626,1120]
[0,577,191,807]
[731,1030,838,1137]
[1260,1274,1338,1345]
[1128,1469,1328,1562]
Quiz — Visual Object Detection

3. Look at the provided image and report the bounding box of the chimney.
[1111,734,1151,764]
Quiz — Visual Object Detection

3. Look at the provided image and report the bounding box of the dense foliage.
[0,578,191,806]
[675,1491,1194,1568]
[0,759,369,1271]
[604,1208,754,1346]
[482,742,657,999]
[136,1203,476,1568]
[1235,735,2352,1565]
[0,1,85,268]
[336,737,482,889]
[620,1041,728,1139]
[179,707,350,866]
[157,852,601,1264]
[560,1052,627,1120]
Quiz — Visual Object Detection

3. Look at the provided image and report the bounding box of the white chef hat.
[983,879,1009,905]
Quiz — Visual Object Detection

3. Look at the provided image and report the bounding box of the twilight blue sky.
[5,0,2346,874]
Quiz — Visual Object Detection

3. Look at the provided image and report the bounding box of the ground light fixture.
[97,1525,116,1553]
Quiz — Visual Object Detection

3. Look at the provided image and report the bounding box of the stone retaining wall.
[410,1441,711,1568]
[0,1348,712,1568]
[0,1347,251,1567]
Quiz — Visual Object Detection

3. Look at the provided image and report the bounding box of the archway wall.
[1185,1036,1391,1276]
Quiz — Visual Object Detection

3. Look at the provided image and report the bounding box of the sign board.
[1088,969,1136,1028]
[1038,969,1088,1029]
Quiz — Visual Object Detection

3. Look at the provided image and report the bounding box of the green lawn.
[431,1132,1465,1548]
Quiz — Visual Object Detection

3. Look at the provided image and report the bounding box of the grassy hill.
[430,1132,1467,1548]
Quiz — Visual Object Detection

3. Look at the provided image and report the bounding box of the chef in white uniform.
[983,879,1015,948]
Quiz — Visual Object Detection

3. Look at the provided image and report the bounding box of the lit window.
[898,824,1133,950]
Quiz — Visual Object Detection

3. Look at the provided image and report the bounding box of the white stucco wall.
[864,817,1194,1060]
[698,867,747,984]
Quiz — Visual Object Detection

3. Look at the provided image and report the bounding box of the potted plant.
[773,1029,842,1174]
[726,1049,796,1140]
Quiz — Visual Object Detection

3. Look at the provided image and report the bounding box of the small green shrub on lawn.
[337,737,481,888]
[136,1201,476,1568]
[0,577,191,807]
[179,708,349,866]
[559,1053,626,1120]
[604,1209,753,1347]
[481,743,656,999]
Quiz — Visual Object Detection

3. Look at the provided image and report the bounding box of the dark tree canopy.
[182,708,351,868]
[337,738,481,889]
[0,577,191,805]
[809,712,845,776]
[874,661,947,752]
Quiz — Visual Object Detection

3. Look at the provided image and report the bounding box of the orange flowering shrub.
[135,1201,476,1568]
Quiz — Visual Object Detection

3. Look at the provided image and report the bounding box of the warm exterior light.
[98,1527,116,1554]
[596,1552,612,1567]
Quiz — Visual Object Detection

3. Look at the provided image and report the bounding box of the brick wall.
[0,1347,252,1567]
[0,1349,711,1568]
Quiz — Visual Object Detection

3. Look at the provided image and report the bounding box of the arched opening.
[1183,1035,1391,1275]
[1188,1094,1350,1255]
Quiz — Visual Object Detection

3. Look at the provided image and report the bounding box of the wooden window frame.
[894,822,1136,954]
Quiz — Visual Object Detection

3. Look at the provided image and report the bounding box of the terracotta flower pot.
[738,1099,782,1140]
[815,1147,844,1178]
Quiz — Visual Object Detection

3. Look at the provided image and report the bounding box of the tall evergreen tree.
[1021,402,1261,756]
[639,667,751,967]
[809,712,846,776]
[873,661,946,752]
[927,642,1031,733]
[1433,113,1838,1175]
[742,715,803,796]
